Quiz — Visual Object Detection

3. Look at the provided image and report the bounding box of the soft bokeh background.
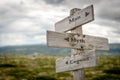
[0,1,120,80]
[0,0,120,46]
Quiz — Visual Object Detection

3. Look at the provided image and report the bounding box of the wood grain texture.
[73,69,85,80]
[56,49,98,73]
[55,5,94,32]
[71,26,85,80]
[47,31,109,50]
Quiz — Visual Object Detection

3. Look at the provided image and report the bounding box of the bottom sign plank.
[56,50,98,73]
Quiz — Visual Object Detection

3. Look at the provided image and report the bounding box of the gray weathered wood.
[73,69,85,80]
[55,5,94,32]
[47,31,109,50]
[47,5,109,80]
[71,25,85,80]
[56,49,98,73]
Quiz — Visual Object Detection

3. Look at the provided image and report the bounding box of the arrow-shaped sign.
[47,31,109,50]
[55,5,94,32]
[56,49,98,73]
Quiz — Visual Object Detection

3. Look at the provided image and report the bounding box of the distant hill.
[0,44,71,56]
[98,43,120,56]
[0,44,120,56]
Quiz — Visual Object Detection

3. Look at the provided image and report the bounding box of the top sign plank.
[55,5,94,32]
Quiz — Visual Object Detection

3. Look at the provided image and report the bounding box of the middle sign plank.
[47,31,109,50]
[55,5,94,32]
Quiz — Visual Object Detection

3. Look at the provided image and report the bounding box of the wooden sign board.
[55,5,94,32]
[56,50,98,73]
[47,31,109,50]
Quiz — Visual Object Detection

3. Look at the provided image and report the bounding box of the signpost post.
[71,25,86,80]
[46,5,109,80]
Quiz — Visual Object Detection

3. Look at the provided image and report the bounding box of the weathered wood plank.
[47,31,109,50]
[56,50,98,73]
[55,5,94,32]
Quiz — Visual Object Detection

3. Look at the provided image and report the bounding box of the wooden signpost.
[46,5,109,80]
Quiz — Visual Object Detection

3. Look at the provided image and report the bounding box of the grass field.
[0,54,120,80]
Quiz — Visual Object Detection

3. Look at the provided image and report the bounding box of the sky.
[0,0,120,46]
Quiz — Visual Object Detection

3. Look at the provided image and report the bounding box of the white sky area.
[0,0,120,46]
